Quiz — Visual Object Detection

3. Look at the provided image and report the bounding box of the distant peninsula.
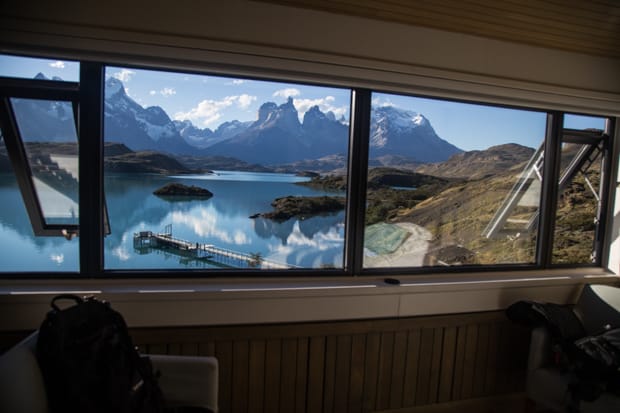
[153,183,213,199]
[251,195,345,221]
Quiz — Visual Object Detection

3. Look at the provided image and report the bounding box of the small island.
[251,195,345,221]
[153,183,213,199]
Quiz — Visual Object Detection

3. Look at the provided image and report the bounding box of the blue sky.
[0,54,608,151]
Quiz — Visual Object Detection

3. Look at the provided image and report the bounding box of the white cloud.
[371,97,396,108]
[171,209,250,245]
[293,96,348,120]
[237,94,256,109]
[49,61,65,69]
[149,90,157,95]
[160,87,176,97]
[273,88,301,99]
[112,69,136,82]
[175,95,257,126]
[232,79,246,85]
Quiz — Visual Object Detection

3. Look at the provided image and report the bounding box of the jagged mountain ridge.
[18,74,464,167]
[205,98,349,165]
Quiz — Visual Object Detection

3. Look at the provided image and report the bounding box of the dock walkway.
[133,230,293,269]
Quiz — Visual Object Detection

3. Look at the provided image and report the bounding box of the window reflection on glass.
[10,98,79,226]
[363,93,547,268]
[552,115,608,264]
[103,66,351,270]
[0,129,78,271]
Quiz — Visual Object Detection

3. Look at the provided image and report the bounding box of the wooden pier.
[133,229,293,269]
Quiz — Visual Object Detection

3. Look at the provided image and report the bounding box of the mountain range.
[14,74,464,167]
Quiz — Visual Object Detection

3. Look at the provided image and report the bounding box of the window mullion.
[536,112,563,267]
[344,88,371,275]
[598,118,618,267]
[79,62,105,275]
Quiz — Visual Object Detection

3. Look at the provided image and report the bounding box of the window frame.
[0,76,80,237]
[0,56,616,278]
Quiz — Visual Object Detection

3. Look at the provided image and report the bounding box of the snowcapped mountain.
[16,74,462,166]
[104,77,195,154]
[370,106,462,162]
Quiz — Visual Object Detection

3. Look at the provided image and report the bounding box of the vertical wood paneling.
[334,335,352,413]
[415,328,435,405]
[362,332,381,412]
[348,334,366,413]
[484,323,500,396]
[232,340,249,413]
[460,325,479,399]
[375,331,395,410]
[295,338,309,413]
[428,327,444,403]
[307,336,325,413]
[216,340,233,413]
[402,329,421,407]
[280,338,298,412]
[389,330,408,409]
[265,339,282,413]
[116,311,531,413]
[473,323,490,397]
[199,341,216,357]
[451,326,468,400]
[438,326,458,403]
[322,336,337,413]
[248,340,265,413]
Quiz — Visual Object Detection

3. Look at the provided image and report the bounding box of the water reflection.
[104,172,346,269]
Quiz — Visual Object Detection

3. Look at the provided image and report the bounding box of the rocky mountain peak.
[105,77,126,99]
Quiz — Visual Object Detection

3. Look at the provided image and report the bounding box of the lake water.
[0,171,346,272]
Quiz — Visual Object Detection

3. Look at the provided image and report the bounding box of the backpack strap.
[50,294,84,312]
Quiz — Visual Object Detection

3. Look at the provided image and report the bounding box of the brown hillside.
[415,143,535,180]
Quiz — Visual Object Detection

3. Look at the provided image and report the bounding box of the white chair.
[0,331,218,413]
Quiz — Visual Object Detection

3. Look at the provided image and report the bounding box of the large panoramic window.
[0,53,615,276]
[103,66,351,270]
[363,93,547,268]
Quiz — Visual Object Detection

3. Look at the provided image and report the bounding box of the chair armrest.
[149,354,218,412]
[528,326,553,371]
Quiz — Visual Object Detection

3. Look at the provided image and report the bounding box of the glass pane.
[364,93,547,268]
[0,54,79,82]
[564,114,606,131]
[10,98,79,226]
[103,66,351,270]
[552,138,605,265]
[0,130,78,271]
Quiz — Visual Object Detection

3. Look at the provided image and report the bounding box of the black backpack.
[36,294,164,413]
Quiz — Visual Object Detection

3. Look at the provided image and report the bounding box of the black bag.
[36,294,164,413]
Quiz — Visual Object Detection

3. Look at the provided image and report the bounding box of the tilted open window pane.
[10,98,79,227]
[552,115,609,265]
[0,130,78,271]
[363,93,547,268]
[103,66,351,270]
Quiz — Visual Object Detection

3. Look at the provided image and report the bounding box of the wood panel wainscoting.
[0,310,531,413]
[132,311,530,413]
